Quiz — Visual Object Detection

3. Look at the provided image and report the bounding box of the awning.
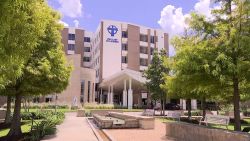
[100,69,147,90]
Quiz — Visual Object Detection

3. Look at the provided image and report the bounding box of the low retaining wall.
[166,122,250,141]
[77,109,85,117]
[90,109,123,116]
[109,112,155,129]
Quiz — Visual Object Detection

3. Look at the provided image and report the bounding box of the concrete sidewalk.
[42,112,98,141]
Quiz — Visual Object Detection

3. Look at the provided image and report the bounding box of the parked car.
[165,103,180,110]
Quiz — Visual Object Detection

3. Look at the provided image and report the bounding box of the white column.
[108,86,110,104]
[128,78,133,109]
[191,99,197,110]
[182,99,186,110]
[123,80,127,107]
[100,88,103,103]
[110,85,114,104]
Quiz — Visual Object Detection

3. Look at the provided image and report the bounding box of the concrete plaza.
[42,112,98,141]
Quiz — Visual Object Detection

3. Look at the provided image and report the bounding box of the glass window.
[140,46,148,54]
[68,44,75,51]
[83,57,91,62]
[122,31,128,38]
[122,44,128,51]
[68,34,75,40]
[81,80,85,96]
[140,34,148,42]
[87,81,90,102]
[150,36,155,43]
[84,47,91,52]
[84,37,91,42]
[150,47,155,55]
[140,58,148,66]
[122,56,127,64]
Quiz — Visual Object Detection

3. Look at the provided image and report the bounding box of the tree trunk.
[233,76,241,131]
[147,92,152,109]
[7,94,22,140]
[201,97,206,119]
[160,99,163,116]
[187,99,192,120]
[162,93,166,116]
[28,99,30,112]
[5,96,12,124]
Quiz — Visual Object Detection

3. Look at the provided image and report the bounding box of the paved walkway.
[104,118,177,141]
[42,112,98,141]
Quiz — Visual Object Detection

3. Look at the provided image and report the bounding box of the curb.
[102,129,116,141]
[86,117,104,141]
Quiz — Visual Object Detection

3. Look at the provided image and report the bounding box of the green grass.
[19,108,76,113]
[84,108,143,113]
[157,117,250,132]
[0,120,37,137]
[157,117,178,123]
[212,118,250,131]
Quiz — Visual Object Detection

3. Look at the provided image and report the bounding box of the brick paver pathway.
[42,112,98,141]
[104,119,177,141]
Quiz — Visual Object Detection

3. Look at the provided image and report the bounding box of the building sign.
[141,92,148,99]
[106,25,119,43]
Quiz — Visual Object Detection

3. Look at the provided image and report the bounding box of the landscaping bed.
[0,110,65,141]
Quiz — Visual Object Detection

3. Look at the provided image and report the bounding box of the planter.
[77,109,85,117]
[166,122,250,141]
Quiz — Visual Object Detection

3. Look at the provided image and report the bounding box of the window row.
[122,31,157,44]
[140,34,156,43]
[68,44,75,51]
[83,57,91,62]
[68,44,91,53]
[121,56,149,66]
[84,47,91,52]
[67,34,91,42]
[122,44,156,55]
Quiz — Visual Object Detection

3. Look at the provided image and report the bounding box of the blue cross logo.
[107,25,118,37]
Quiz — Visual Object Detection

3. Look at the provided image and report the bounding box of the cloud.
[73,20,79,28]
[158,0,215,56]
[158,5,189,56]
[158,5,189,38]
[86,13,92,19]
[58,0,82,18]
[194,0,212,17]
[59,20,69,27]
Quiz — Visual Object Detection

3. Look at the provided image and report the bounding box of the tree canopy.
[0,0,72,139]
[163,0,250,131]
[0,0,51,88]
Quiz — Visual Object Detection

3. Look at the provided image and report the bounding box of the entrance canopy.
[100,69,147,90]
[99,69,148,109]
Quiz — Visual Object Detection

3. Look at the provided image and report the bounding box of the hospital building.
[46,20,197,110]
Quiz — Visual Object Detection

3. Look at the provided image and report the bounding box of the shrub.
[43,105,69,109]
[183,111,202,116]
[84,103,115,109]
[27,111,65,141]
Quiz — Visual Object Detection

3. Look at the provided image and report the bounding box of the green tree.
[164,34,223,119]
[4,6,71,140]
[208,0,250,130]
[165,0,250,131]
[0,0,49,88]
[143,49,169,115]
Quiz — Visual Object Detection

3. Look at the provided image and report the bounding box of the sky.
[48,0,215,55]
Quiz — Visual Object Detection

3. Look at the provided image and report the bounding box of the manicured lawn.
[157,117,177,123]
[212,118,250,131]
[0,120,34,137]
[158,117,250,132]
[19,108,77,113]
